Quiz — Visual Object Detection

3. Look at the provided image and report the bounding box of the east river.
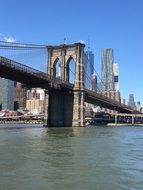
[0,124,143,190]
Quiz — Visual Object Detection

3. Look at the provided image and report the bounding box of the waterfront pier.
[114,113,143,126]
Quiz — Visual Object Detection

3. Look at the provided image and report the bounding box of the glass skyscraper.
[0,78,14,110]
[101,48,114,91]
[84,51,94,89]
[128,94,136,108]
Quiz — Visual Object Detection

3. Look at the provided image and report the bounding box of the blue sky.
[0,0,143,104]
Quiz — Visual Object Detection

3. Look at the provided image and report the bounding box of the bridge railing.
[0,56,49,78]
[0,56,74,89]
[85,88,133,111]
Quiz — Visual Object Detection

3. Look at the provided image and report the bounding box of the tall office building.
[14,82,27,110]
[101,49,121,113]
[101,48,114,91]
[113,63,119,91]
[84,51,94,89]
[0,78,14,110]
[128,94,136,109]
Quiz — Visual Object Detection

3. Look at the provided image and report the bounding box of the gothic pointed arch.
[65,56,76,83]
[53,57,62,78]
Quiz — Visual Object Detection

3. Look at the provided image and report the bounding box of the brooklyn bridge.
[0,41,136,127]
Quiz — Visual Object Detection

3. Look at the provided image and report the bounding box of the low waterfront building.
[26,99,44,114]
[26,88,45,114]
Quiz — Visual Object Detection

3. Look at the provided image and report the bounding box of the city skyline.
[0,0,143,103]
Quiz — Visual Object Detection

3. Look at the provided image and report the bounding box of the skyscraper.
[128,94,136,108]
[101,48,114,91]
[0,78,14,110]
[14,82,27,110]
[113,63,119,91]
[84,51,94,89]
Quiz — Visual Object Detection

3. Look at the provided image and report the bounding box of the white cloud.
[3,36,16,43]
[0,33,16,42]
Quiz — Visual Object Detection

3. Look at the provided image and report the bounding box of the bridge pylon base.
[47,91,73,127]
[72,90,85,127]
[43,90,49,127]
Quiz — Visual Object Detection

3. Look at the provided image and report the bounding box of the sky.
[0,0,143,104]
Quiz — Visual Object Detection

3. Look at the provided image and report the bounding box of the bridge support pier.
[115,114,117,126]
[72,90,85,127]
[43,90,49,126]
[47,91,73,127]
[132,116,134,125]
[44,89,85,127]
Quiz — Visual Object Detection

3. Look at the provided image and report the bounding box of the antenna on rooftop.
[88,37,90,50]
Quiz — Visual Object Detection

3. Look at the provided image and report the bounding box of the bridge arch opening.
[66,56,75,84]
[53,58,61,79]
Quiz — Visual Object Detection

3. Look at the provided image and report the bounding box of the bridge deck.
[0,56,73,90]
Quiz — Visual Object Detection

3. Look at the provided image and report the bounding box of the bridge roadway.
[0,56,134,113]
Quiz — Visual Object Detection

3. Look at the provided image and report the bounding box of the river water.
[0,124,143,190]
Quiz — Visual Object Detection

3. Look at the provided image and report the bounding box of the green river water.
[0,124,143,190]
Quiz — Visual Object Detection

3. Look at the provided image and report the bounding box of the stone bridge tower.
[44,42,85,127]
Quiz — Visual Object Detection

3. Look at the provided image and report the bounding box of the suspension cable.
[0,40,47,49]
[85,57,117,101]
